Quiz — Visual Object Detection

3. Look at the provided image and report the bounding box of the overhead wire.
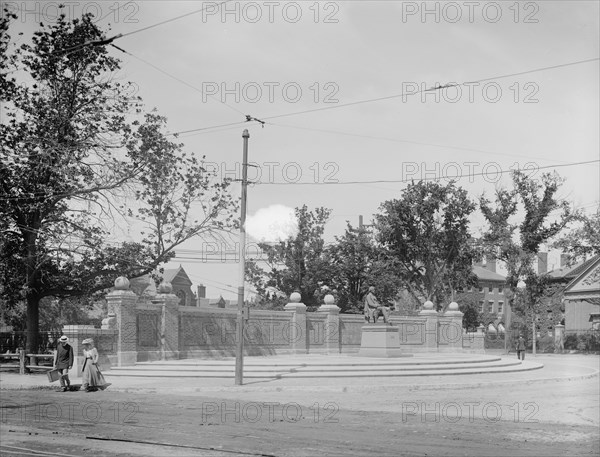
[252,159,600,185]
[109,44,247,117]
[265,121,569,164]
[117,0,234,40]
[164,57,600,135]
[1,159,597,202]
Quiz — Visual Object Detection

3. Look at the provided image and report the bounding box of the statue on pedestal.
[364,286,392,324]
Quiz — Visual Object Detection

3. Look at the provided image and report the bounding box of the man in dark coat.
[516,336,526,361]
[53,335,73,391]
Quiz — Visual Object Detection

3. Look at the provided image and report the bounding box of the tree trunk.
[26,294,40,355]
[532,315,537,356]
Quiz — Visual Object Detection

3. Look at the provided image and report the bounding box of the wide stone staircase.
[103,354,543,379]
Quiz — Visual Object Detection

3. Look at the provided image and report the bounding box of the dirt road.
[1,354,598,456]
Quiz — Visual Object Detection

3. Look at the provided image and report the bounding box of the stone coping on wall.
[178,306,293,318]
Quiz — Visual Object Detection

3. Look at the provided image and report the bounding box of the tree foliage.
[326,223,402,313]
[245,206,332,310]
[0,11,236,351]
[480,171,574,348]
[551,205,600,265]
[374,181,479,310]
[455,291,484,330]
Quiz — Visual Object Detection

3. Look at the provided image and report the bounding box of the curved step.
[103,355,543,378]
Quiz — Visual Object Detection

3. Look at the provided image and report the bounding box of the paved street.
[1,353,598,456]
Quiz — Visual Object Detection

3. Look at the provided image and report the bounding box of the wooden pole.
[235,129,249,385]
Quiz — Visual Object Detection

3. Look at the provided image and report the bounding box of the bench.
[0,350,55,374]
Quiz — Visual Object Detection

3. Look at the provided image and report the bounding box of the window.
[479,287,485,293]
[488,301,494,313]
[488,286,494,293]
[498,302,504,314]
[479,301,484,313]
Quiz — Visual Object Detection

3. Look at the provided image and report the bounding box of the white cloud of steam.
[246,205,298,243]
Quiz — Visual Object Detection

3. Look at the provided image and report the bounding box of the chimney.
[560,254,569,268]
[537,252,548,275]
[197,284,206,299]
[486,257,497,273]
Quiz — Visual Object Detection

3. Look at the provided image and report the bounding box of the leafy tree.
[245,206,332,310]
[480,171,574,354]
[455,291,484,331]
[0,11,236,352]
[374,181,479,310]
[326,222,402,314]
[552,205,600,265]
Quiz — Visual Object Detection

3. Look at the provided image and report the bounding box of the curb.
[2,369,597,394]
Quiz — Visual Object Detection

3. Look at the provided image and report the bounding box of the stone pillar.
[472,324,486,353]
[151,281,180,360]
[441,302,464,352]
[317,294,341,354]
[106,277,138,367]
[284,291,308,354]
[418,301,439,352]
[554,324,565,353]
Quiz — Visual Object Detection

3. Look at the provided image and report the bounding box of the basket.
[47,369,60,383]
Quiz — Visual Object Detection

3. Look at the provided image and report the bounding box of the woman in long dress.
[81,338,107,392]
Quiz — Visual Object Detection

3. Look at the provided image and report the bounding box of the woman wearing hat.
[53,336,73,392]
[81,339,107,392]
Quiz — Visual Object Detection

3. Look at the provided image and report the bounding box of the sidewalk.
[1,353,597,394]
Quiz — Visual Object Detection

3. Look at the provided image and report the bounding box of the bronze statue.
[364,286,392,324]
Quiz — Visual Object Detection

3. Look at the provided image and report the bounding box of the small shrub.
[564,334,578,350]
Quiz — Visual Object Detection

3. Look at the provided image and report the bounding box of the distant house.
[455,259,510,333]
[561,255,600,334]
[197,295,237,308]
[472,263,508,319]
[129,266,195,306]
[546,256,596,287]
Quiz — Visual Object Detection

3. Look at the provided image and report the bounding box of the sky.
[3,0,599,299]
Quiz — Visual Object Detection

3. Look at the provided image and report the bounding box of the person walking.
[516,336,526,360]
[53,335,73,392]
[81,338,107,392]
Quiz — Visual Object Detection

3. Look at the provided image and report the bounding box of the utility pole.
[235,129,249,385]
[358,215,374,231]
[504,300,512,355]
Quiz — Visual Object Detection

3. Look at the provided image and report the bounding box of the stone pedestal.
[418,301,440,352]
[152,281,180,360]
[440,302,464,352]
[357,324,405,357]
[317,294,341,354]
[284,292,308,354]
[554,324,565,353]
[106,277,138,367]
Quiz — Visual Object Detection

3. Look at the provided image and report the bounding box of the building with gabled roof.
[129,265,195,306]
[562,255,600,334]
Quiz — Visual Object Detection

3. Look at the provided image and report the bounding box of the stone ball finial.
[114,277,130,290]
[423,300,434,310]
[290,291,301,303]
[324,294,335,305]
[448,302,459,311]
[158,281,173,294]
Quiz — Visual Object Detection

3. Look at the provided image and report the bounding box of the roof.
[546,258,594,281]
[563,255,600,300]
[128,266,193,296]
[473,266,506,283]
[162,266,193,286]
